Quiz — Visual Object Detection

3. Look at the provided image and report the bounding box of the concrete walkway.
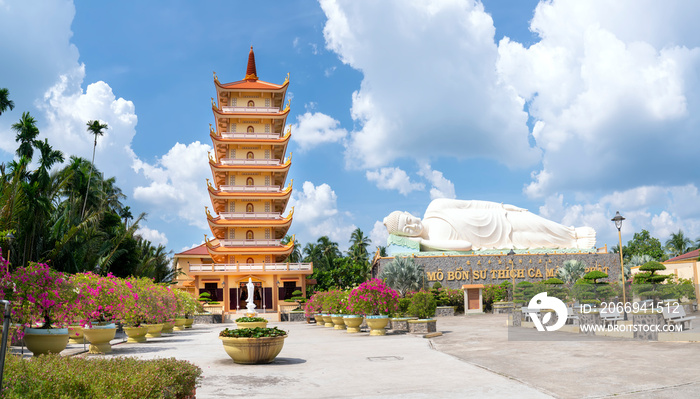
[68,314,700,398]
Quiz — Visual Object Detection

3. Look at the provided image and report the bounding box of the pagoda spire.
[244,46,258,81]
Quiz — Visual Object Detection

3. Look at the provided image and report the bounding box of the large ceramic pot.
[173,318,187,331]
[83,323,117,354]
[366,315,390,336]
[315,314,324,326]
[236,321,268,329]
[220,335,287,364]
[67,325,84,344]
[322,314,334,328]
[23,327,69,356]
[143,323,164,338]
[184,318,194,328]
[123,326,148,343]
[343,315,363,333]
[161,320,175,333]
[331,314,346,330]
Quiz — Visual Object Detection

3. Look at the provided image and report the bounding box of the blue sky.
[1,0,699,257]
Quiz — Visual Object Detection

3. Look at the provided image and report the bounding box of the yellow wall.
[226,227,272,240]
[226,199,272,213]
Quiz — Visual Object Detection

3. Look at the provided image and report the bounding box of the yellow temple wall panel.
[226,227,272,240]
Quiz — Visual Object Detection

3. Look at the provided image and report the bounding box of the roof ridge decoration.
[244,46,258,81]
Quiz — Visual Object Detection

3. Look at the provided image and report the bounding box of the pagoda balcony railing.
[219,185,281,193]
[189,263,312,273]
[220,158,281,166]
[220,132,281,140]
[218,212,281,220]
[221,106,280,113]
[219,239,281,247]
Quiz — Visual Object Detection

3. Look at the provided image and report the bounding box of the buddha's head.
[383,211,423,237]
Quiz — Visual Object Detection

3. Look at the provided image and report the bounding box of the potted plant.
[323,289,348,330]
[304,293,322,324]
[347,279,400,336]
[235,316,268,329]
[160,286,179,333]
[406,290,438,334]
[219,327,288,364]
[70,272,124,354]
[10,262,73,356]
[119,277,151,343]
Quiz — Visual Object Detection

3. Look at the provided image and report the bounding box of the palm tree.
[0,88,15,116]
[282,235,301,263]
[82,120,108,218]
[12,112,40,160]
[666,230,693,258]
[378,256,425,296]
[556,260,586,286]
[120,206,133,228]
[348,227,371,263]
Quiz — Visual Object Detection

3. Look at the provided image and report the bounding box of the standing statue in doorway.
[245,277,257,315]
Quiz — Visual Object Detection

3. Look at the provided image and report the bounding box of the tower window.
[247,100,255,107]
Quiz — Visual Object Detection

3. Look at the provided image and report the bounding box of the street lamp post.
[508,249,516,302]
[611,212,626,307]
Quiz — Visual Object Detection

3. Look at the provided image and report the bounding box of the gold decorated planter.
[143,323,164,338]
[343,315,363,333]
[161,320,175,333]
[331,315,346,330]
[173,318,187,331]
[67,325,84,344]
[236,321,268,329]
[123,326,148,343]
[322,314,334,327]
[219,335,287,364]
[83,325,117,354]
[23,327,69,356]
[184,318,194,328]
[366,316,390,336]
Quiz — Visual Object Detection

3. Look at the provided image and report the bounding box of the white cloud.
[418,163,456,200]
[320,0,540,170]
[289,181,356,248]
[366,167,424,196]
[538,184,700,249]
[324,66,337,77]
[135,225,169,247]
[496,0,700,197]
[132,141,212,229]
[369,220,389,250]
[290,111,347,151]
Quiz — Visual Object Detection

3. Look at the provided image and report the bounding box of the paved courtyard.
[74,314,700,398]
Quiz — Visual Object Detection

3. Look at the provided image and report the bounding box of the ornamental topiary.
[407,291,437,319]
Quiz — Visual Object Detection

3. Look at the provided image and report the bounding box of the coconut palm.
[665,230,693,258]
[12,112,40,160]
[282,235,301,263]
[556,260,586,286]
[81,120,108,218]
[0,88,15,116]
[378,256,425,297]
[120,206,133,228]
[348,227,371,263]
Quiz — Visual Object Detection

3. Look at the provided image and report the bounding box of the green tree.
[623,229,666,262]
[556,260,586,286]
[282,235,301,263]
[0,88,15,116]
[12,112,39,160]
[82,120,108,218]
[378,256,425,297]
[348,227,371,263]
[665,229,693,258]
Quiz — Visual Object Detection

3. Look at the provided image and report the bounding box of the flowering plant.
[10,262,74,330]
[320,289,348,314]
[119,277,151,327]
[347,279,400,316]
[174,288,202,317]
[70,272,126,327]
[304,292,323,317]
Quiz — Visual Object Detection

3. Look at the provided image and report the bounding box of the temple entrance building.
[174,47,312,319]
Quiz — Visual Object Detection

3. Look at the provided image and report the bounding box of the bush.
[397,298,411,316]
[2,354,201,398]
[235,316,266,323]
[219,327,287,338]
[483,281,510,312]
[407,291,437,319]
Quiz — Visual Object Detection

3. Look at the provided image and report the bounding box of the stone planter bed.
[194,314,222,324]
[408,319,437,334]
[435,306,456,317]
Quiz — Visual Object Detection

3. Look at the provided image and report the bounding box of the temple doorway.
[239,281,262,309]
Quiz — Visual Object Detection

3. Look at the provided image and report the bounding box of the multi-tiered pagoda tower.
[174,47,312,319]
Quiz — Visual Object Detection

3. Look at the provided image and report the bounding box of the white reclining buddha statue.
[383,199,596,252]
